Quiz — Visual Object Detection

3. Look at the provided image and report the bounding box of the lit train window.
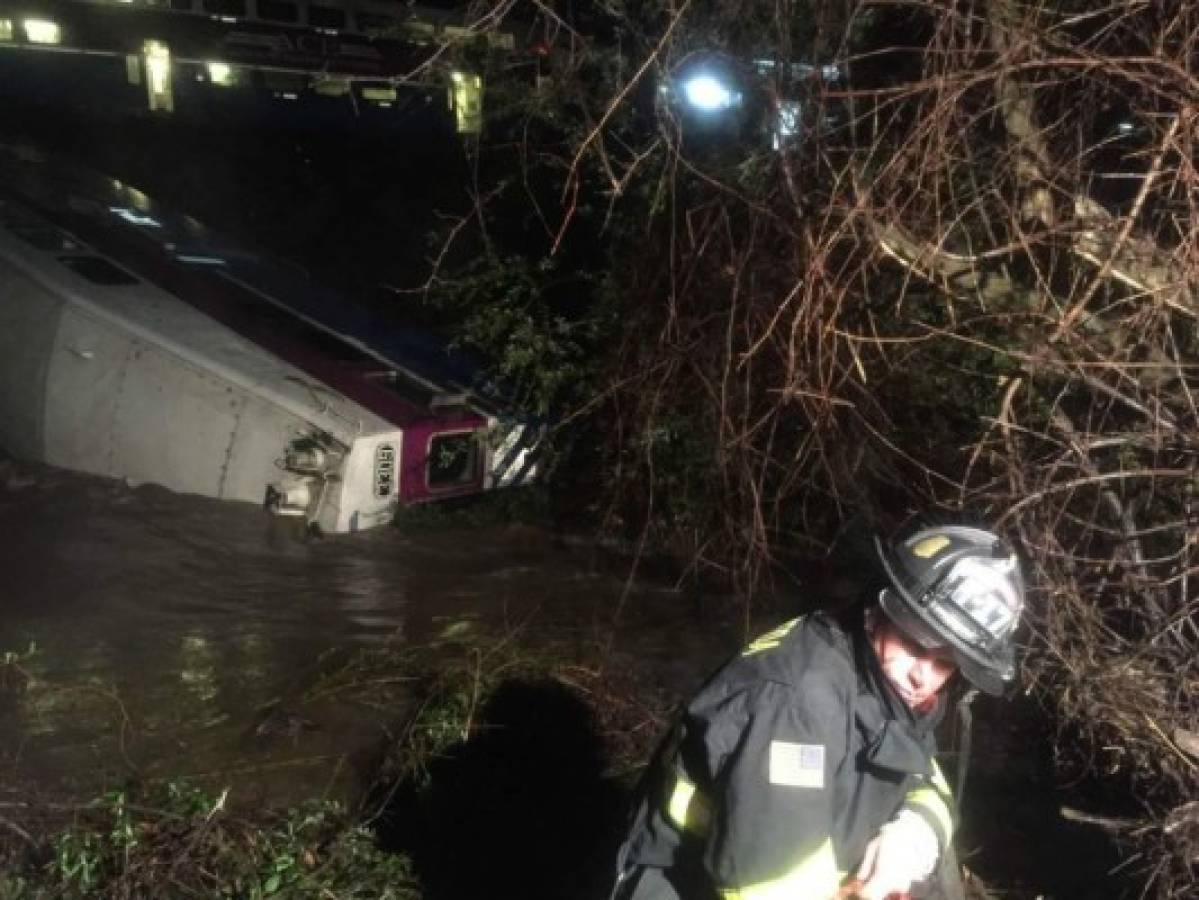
[307,5,345,29]
[22,18,61,44]
[256,0,298,22]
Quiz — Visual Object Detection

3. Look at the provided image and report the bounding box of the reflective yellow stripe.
[930,759,952,796]
[741,617,802,657]
[666,775,711,833]
[717,837,841,900]
[667,777,696,828]
[905,787,954,845]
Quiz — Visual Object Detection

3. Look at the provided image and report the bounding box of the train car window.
[203,0,246,15]
[427,433,479,489]
[256,0,298,22]
[308,5,346,28]
[355,12,395,32]
[58,256,140,286]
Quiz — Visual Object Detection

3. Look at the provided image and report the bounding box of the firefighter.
[611,524,1025,900]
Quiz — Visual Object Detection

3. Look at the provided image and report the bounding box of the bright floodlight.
[682,73,734,111]
[207,62,234,86]
[143,39,173,112]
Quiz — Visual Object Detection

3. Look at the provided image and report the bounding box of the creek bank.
[1,615,1134,900]
[0,628,676,899]
[0,457,1136,898]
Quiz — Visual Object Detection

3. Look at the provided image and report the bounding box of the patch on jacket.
[769,740,825,788]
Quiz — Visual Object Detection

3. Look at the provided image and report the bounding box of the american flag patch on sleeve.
[769,740,825,789]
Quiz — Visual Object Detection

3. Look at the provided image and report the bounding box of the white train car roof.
[0,194,400,448]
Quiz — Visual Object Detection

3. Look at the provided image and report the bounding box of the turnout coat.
[613,611,957,900]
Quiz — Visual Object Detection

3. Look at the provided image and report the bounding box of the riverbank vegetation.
[0,787,418,898]
[0,627,674,899]
[409,1,1197,895]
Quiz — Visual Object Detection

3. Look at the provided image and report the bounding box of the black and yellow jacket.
[614,610,956,900]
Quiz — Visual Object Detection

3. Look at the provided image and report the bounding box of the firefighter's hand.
[853,810,940,900]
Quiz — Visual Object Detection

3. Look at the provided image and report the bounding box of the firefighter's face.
[870,620,956,711]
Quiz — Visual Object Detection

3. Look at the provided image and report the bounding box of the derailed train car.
[0,148,539,532]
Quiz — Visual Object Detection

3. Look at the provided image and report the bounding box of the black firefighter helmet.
[874,526,1024,695]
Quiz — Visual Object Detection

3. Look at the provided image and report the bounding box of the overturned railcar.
[0,154,537,531]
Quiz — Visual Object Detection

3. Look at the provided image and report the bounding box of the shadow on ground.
[373,677,627,900]
[956,695,1135,899]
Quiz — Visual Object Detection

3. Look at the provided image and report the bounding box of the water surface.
[0,459,736,807]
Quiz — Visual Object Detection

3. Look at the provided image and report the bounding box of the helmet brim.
[956,650,1011,697]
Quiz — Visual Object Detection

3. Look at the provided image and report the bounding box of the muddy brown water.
[0,458,1129,897]
[0,459,741,810]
